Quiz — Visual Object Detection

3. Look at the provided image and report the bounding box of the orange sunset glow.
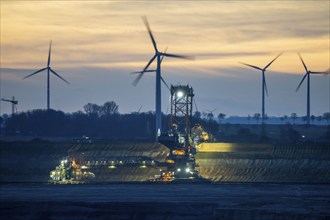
[1,1,329,116]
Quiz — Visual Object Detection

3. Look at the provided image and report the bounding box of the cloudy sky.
[1,0,329,117]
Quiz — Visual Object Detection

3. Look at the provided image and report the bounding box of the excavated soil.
[196,143,330,183]
[0,141,329,183]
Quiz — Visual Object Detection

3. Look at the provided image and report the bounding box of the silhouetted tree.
[311,115,316,124]
[291,113,297,124]
[193,111,201,119]
[217,113,226,124]
[206,112,214,121]
[253,113,261,124]
[302,116,308,124]
[3,100,267,140]
[283,115,288,124]
[247,115,251,124]
[323,112,330,125]
[100,101,118,116]
[83,103,100,116]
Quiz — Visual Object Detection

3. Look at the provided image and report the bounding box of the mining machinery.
[156,84,208,182]
[49,156,95,184]
[48,85,208,183]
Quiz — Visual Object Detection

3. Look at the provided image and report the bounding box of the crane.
[1,96,18,115]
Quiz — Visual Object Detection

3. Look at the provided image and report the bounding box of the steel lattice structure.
[170,85,194,140]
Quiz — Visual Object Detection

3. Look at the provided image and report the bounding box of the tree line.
[1,101,329,143]
[0,101,218,139]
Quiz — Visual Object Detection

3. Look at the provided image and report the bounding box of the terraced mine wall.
[0,141,169,183]
[196,143,330,183]
[73,143,169,182]
[1,140,329,183]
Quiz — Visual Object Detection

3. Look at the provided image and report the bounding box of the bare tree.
[253,113,261,124]
[83,103,100,116]
[100,101,118,116]
[310,115,316,125]
[194,111,201,119]
[217,113,226,124]
[291,113,297,125]
[323,112,330,125]
[207,112,214,121]
[247,115,251,124]
[283,115,288,124]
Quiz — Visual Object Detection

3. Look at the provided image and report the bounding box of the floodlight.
[177,91,184,98]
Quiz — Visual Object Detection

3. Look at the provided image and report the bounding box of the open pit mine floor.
[1,183,330,219]
[1,140,329,219]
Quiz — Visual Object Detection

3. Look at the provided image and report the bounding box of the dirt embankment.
[196,143,330,183]
[1,140,329,183]
[0,141,168,183]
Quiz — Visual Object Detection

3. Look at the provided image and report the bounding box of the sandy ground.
[1,141,329,183]
[1,183,330,219]
[1,141,330,219]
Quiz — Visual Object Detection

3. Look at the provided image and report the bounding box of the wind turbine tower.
[133,16,191,141]
[23,41,70,110]
[296,53,327,125]
[1,96,18,115]
[240,52,283,125]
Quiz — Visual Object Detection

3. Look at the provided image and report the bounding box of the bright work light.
[177,91,184,98]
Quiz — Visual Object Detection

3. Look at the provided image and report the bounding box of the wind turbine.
[296,53,327,125]
[1,96,18,115]
[240,52,283,125]
[132,48,170,91]
[133,16,191,140]
[23,41,70,110]
[205,108,217,120]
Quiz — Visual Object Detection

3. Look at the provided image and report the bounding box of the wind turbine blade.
[132,55,157,86]
[141,54,157,73]
[239,62,262,71]
[194,99,198,112]
[298,52,308,72]
[163,52,193,60]
[264,51,283,70]
[23,67,47,79]
[206,108,217,113]
[310,71,326,74]
[296,73,308,92]
[48,40,52,67]
[142,16,158,52]
[160,47,168,63]
[133,72,144,86]
[131,71,142,74]
[160,76,170,91]
[131,70,155,74]
[49,68,70,85]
